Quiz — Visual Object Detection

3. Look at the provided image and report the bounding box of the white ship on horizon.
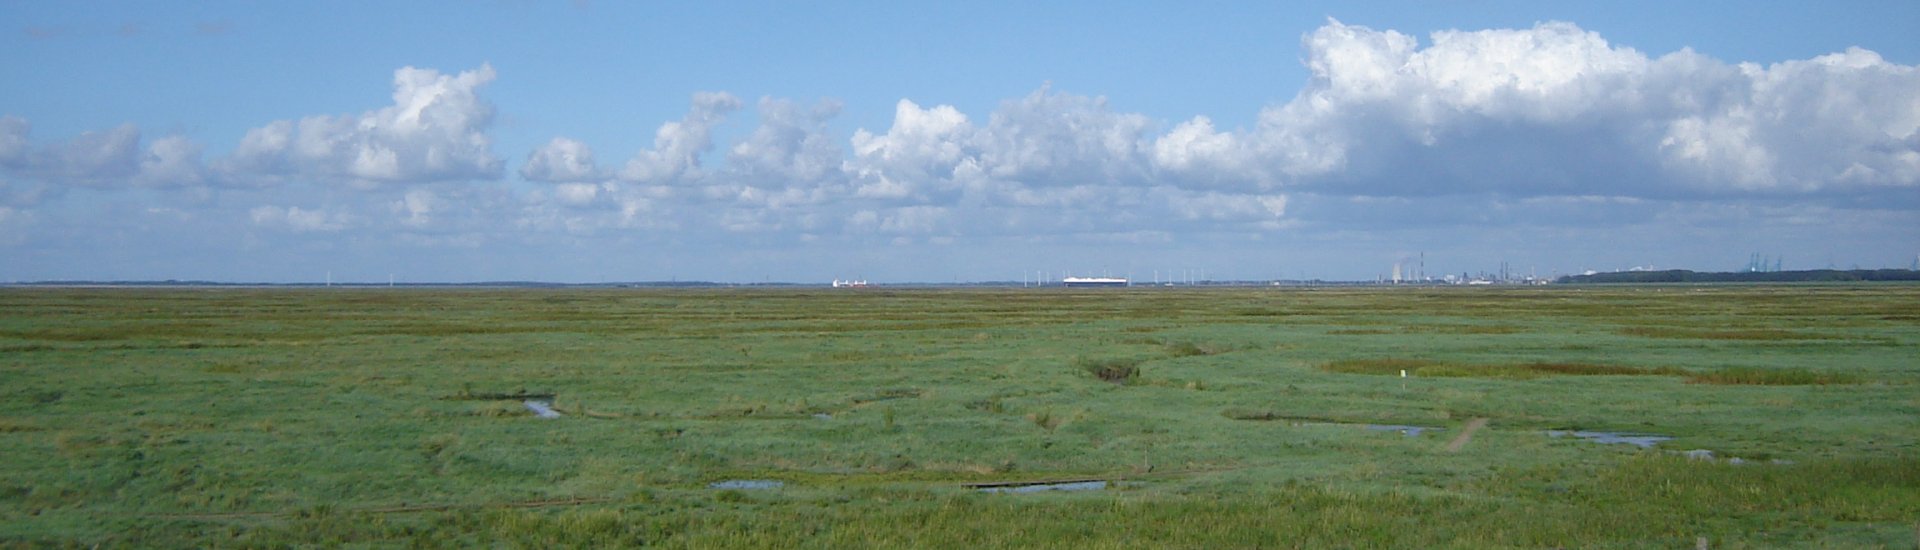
[1061,276,1128,287]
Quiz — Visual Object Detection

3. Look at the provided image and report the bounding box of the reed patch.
[1686,367,1864,386]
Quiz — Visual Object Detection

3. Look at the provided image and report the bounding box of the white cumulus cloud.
[1657,48,1920,191]
[0,116,29,167]
[136,135,208,187]
[222,64,503,186]
[392,189,440,227]
[520,137,603,182]
[973,85,1153,187]
[726,97,846,185]
[553,182,603,206]
[1151,116,1260,188]
[0,115,208,188]
[0,120,140,185]
[1240,19,1919,198]
[850,99,975,199]
[249,205,350,232]
[619,92,741,183]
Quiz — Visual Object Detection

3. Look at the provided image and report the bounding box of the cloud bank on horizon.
[2,19,1916,281]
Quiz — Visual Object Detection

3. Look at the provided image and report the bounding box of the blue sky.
[3,1,1917,283]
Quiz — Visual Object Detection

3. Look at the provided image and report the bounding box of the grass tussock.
[1319,358,1682,380]
[963,398,1006,414]
[1142,378,1210,391]
[1163,341,1208,357]
[1026,408,1063,431]
[1219,409,1335,422]
[1075,357,1142,384]
[852,388,924,404]
[1686,367,1864,386]
[0,418,44,433]
[1161,340,1240,357]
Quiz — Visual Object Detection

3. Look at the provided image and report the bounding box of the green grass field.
[2,285,1916,547]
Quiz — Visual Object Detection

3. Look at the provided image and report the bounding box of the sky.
[2,1,1917,283]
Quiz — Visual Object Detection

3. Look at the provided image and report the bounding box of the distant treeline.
[1558,269,1920,284]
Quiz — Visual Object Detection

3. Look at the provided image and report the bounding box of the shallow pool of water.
[978,480,1108,494]
[708,479,784,490]
[523,400,562,419]
[1366,424,1444,437]
[1546,430,1672,448]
